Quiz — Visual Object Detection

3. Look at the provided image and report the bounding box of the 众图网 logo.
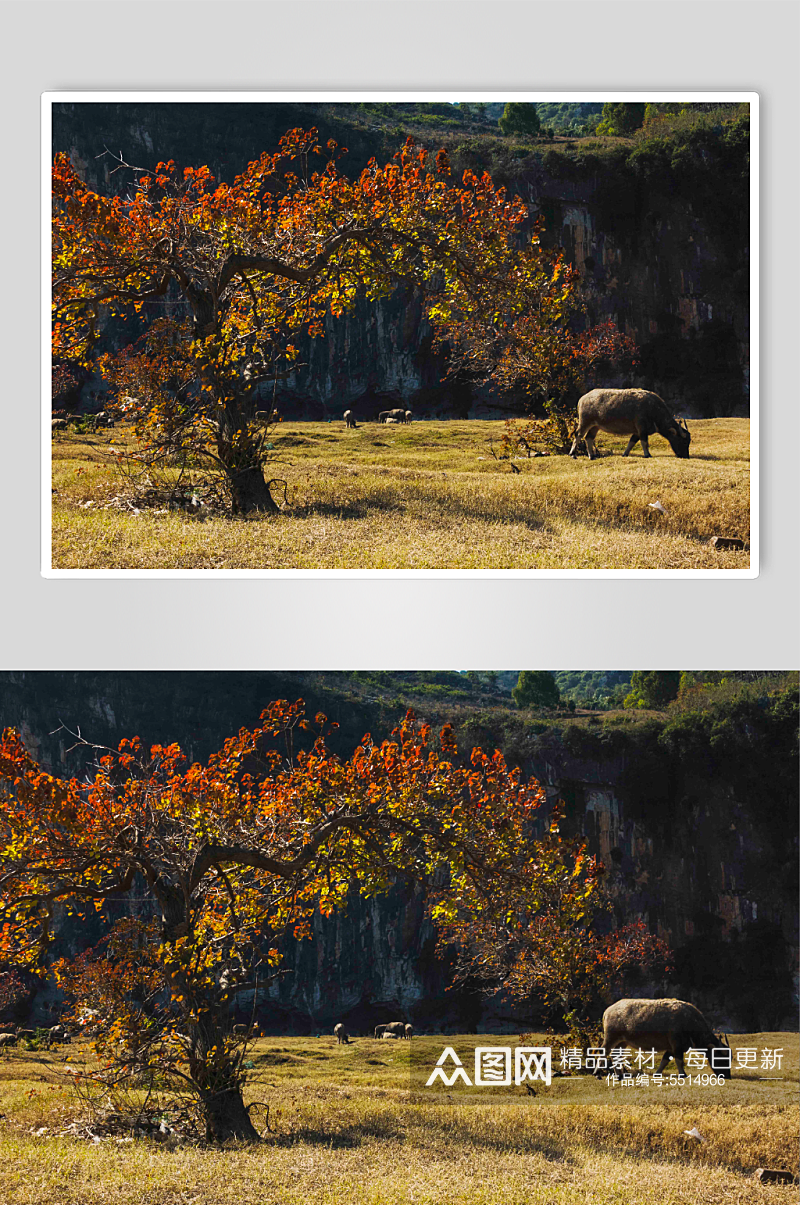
[425,1046,552,1088]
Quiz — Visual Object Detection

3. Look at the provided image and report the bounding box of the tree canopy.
[596,103,646,137]
[623,671,682,710]
[429,213,638,440]
[499,102,542,138]
[512,671,561,711]
[0,703,579,1140]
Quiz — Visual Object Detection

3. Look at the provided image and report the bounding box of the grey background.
[2,1,797,670]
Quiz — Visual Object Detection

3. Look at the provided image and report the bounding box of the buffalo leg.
[640,434,651,458]
[584,428,600,460]
[622,434,640,456]
[603,1036,626,1078]
[656,1050,687,1075]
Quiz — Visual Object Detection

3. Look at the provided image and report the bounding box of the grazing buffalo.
[51,417,67,432]
[378,408,408,424]
[375,1021,406,1039]
[344,410,358,428]
[92,411,115,431]
[599,998,732,1077]
[404,1024,414,1040]
[570,389,691,460]
[0,1033,17,1051]
[334,1023,349,1044]
[404,411,413,424]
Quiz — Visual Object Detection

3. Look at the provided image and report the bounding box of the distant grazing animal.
[334,1023,349,1044]
[404,1024,414,1040]
[232,1024,248,1037]
[375,1021,406,1039]
[598,998,732,1078]
[344,410,358,428]
[92,411,115,431]
[382,1031,400,1039]
[0,1033,17,1051]
[404,411,413,423]
[47,1024,70,1046]
[378,408,408,424]
[15,1029,35,1043]
[51,417,67,432]
[570,389,691,460]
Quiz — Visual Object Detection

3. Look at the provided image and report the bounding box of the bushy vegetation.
[531,101,603,135]
[554,671,632,709]
[540,105,750,249]
[349,670,481,702]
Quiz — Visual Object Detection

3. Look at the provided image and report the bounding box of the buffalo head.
[666,416,691,458]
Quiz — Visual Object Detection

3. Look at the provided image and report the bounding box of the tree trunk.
[158,904,263,1142]
[202,1085,261,1142]
[227,465,280,515]
[214,396,279,515]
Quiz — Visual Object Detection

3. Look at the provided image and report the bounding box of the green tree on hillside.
[623,671,681,710]
[499,102,541,138]
[596,102,646,136]
[513,671,561,710]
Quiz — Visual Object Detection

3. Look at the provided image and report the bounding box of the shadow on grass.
[293,493,547,532]
[267,1107,577,1163]
[291,496,407,521]
[268,1115,407,1149]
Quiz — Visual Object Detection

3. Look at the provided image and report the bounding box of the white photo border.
[41,90,759,579]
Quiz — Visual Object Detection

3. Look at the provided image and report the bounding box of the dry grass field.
[0,1031,795,1204]
[50,418,751,571]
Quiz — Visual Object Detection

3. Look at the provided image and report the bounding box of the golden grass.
[0,1031,795,1204]
[51,419,751,570]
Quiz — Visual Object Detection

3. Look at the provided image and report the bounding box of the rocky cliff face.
[2,673,792,1033]
[52,102,749,419]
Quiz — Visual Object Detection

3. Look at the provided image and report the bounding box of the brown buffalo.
[570,389,691,460]
[599,998,732,1077]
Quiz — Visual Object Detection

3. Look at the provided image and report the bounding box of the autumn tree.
[0,968,27,1020]
[430,209,639,450]
[0,704,578,1141]
[53,131,538,513]
[439,807,672,1034]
